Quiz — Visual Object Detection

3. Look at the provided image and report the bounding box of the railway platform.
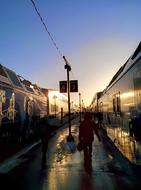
[0,116,74,172]
[0,117,141,189]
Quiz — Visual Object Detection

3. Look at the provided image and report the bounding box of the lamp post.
[81,99,84,115]
[71,101,73,112]
[53,95,57,117]
[63,56,74,142]
[79,92,81,123]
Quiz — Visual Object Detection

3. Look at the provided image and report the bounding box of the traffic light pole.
[63,56,74,142]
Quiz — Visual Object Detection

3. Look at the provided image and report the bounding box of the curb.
[0,140,41,173]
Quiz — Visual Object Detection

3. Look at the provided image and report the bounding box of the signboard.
[59,81,67,93]
[59,80,78,93]
[70,80,78,92]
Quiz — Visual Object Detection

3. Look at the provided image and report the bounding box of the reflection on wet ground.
[6,119,141,190]
[42,122,139,190]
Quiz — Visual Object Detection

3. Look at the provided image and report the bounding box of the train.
[90,41,141,165]
[0,64,68,142]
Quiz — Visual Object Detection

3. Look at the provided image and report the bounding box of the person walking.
[79,112,101,168]
[39,117,51,166]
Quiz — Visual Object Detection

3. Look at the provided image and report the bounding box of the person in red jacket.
[79,113,101,161]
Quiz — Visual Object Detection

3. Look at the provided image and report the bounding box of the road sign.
[70,80,78,92]
[59,81,67,93]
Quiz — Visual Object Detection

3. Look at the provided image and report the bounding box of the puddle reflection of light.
[47,169,70,190]
[56,143,60,148]
[121,131,128,137]
[55,141,70,164]
[46,146,70,188]
[58,134,64,142]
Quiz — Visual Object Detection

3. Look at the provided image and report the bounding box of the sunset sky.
[0,0,141,106]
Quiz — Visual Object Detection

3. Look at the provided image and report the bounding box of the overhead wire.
[30,0,63,58]
[29,0,77,79]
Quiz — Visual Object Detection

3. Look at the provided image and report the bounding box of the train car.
[41,88,68,128]
[41,88,68,118]
[90,92,103,113]
[0,64,48,142]
[95,42,141,165]
[0,64,68,142]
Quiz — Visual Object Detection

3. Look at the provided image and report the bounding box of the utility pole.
[79,92,81,123]
[71,101,73,112]
[63,56,74,141]
[81,99,84,115]
[53,95,57,117]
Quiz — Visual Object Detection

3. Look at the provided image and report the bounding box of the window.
[134,69,141,109]
[99,102,103,112]
[6,68,22,88]
[25,86,34,93]
[113,92,121,113]
[117,96,121,112]
[113,98,116,112]
[0,65,7,77]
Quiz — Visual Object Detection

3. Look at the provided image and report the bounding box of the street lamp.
[71,101,73,112]
[79,92,81,123]
[53,95,57,117]
[63,56,74,142]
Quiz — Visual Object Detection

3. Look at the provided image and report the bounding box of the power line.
[30,0,63,58]
[29,1,81,114]
[29,1,73,71]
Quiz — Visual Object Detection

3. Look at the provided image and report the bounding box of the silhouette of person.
[22,112,29,142]
[129,116,141,140]
[39,117,51,166]
[79,113,101,168]
[97,111,103,126]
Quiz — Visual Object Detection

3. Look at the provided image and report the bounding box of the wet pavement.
[1,118,141,190]
[0,116,69,164]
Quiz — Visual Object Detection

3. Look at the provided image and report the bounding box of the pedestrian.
[79,112,101,167]
[39,117,51,166]
[129,116,141,140]
[97,111,103,127]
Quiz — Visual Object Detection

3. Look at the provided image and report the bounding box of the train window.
[99,102,103,112]
[36,90,42,95]
[51,104,58,112]
[113,98,116,112]
[134,69,141,109]
[117,96,121,112]
[6,68,22,88]
[113,93,121,113]
[0,65,7,77]
[25,86,34,93]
